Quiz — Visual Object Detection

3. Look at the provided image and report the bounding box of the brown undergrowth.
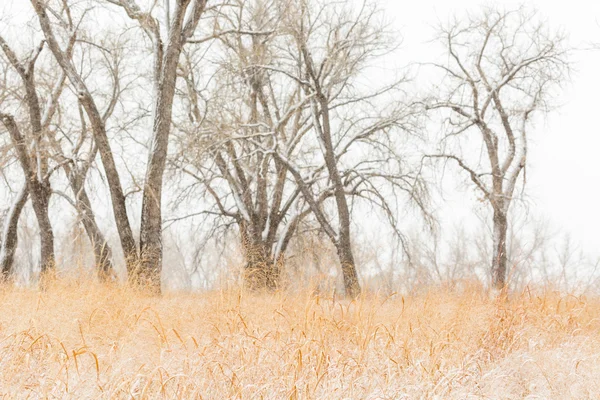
[0,279,598,399]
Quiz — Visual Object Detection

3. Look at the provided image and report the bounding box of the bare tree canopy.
[425,6,570,289]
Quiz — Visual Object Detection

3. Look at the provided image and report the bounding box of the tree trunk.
[315,93,361,298]
[81,106,139,277]
[299,40,363,297]
[29,180,55,277]
[243,244,280,291]
[491,208,508,290]
[0,36,55,281]
[0,114,55,281]
[68,171,114,281]
[138,87,177,292]
[240,222,280,290]
[0,185,29,278]
[46,125,115,280]
[139,3,191,293]
[336,236,361,299]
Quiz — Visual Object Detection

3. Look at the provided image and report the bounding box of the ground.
[0,279,598,399]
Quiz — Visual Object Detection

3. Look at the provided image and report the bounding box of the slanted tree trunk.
[0,114,55,277]
[1,33,57,282]
[491,207,508,290]
[316,92,361,298]
[294,37,363,298]
[67,167,114,280]
[0,185,29,278]
[46,124,114,279]
[275,152,362,298]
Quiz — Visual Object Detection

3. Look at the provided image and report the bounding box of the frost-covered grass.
[0,279,598,399]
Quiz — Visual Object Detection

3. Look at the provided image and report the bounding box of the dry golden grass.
[0,279,599,399]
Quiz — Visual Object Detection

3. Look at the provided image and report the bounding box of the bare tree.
[0,47,30,278]
[47,32,130,280]
[171,0,311,290]
[425,6,570,290]
[169,0,429,295]
[0,53,29,276]
[104,0,207,291]
[255,0,427,297]
[0,12,123,280]
[48,103,116,280]
[30,0,139,278]
[0,37,60,280]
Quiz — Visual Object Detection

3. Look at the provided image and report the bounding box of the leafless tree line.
[0,0,572,296]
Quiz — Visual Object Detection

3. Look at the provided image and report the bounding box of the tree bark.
[1,31,56,282]
[239,221,280,291]
[44,121,114,280]
[138,53,182,292]
[99,0,206,290]
[336,236,361,299]
[29,180,54,277]
[0,185,29,278]
[491,208,508,290]
[298,38,362,298]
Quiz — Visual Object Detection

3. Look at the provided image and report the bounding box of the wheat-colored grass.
[0,279,599,399]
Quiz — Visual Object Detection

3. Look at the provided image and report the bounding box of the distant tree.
[425,7,570,290]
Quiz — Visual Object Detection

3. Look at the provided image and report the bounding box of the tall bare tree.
[171,0,312,290]
[31,0,140,278]
[105,0,207,291]
[48,105,116,280]
[47,32,129,280]
[425,7,570,290]
[256,0,427,297]
[0,14,122,280]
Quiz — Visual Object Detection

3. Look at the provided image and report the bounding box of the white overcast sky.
[379,0,600,258]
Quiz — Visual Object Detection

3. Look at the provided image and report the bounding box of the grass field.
[0,279,598,399]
